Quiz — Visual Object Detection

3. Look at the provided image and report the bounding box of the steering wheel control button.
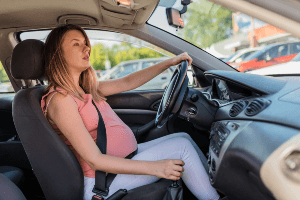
[190,94,199,102]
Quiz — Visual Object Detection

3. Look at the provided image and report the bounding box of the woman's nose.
[83,45,90,53]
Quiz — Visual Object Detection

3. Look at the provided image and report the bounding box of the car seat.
[11,39,182,200]
[0,166,23,186]
[0,173,26,200]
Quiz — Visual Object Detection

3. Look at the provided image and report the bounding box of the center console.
[207,120,245,183]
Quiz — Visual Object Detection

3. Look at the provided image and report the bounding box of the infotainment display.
[215,79,232,101]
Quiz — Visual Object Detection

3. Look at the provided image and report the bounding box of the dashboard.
[202,78,235,106]
[179,70,300,200]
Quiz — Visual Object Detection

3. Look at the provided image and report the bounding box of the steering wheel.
[155,60,189,128]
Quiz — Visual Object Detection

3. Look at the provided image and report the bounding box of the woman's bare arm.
[97,53,192,97]
[47,93,156,175]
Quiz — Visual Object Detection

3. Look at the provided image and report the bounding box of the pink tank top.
[41,86,138,178]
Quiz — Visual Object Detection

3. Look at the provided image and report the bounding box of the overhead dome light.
[117,0,131,8]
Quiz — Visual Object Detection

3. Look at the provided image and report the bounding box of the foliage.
[90,43,106,71]
[179,0,233,49]
[0,62,9,83]
[90,42,165,70]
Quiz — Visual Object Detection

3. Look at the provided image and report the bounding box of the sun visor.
[98,0,159,29]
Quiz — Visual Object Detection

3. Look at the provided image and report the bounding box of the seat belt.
[91,100,137,200]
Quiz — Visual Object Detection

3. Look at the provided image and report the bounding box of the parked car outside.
[248,52,300,75]
[227,47,263,65]
[235,41,300,72]
[0,82,13,92]
[99,57,176,90]
[220,52,239,63]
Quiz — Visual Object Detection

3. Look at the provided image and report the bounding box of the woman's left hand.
[170,52,193,66]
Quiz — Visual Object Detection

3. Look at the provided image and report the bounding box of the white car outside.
[228,47,263,63]
[99,57,195,90]
[99,57,176,90]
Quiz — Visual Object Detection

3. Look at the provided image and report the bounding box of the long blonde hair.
[43,24,106,102]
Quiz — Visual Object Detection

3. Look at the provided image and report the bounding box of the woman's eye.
[74,43,79,46]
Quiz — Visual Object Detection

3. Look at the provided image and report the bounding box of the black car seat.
[0,173,26,200]
[0,166,23,186]
[11,39,182,200]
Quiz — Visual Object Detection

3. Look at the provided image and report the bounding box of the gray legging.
[84,132,220,200]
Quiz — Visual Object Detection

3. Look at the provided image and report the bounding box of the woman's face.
[61,29,91,73]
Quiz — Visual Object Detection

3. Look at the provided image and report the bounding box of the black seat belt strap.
[91,100,137,200]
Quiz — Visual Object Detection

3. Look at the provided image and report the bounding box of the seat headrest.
[11,39,45,80]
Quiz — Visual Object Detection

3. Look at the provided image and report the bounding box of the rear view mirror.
[166,8,184,29]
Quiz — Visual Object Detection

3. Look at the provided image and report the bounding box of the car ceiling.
[0,0,100,29]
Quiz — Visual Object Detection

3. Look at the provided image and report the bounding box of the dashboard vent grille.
[245,98,270,116]
[229,101,248,117]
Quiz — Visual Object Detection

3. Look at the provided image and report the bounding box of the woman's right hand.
[152,159,185,181]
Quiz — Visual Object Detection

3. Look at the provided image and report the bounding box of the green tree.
[180,0,233,49]
[0,62,9,83]
[90,43,106,70]
[109,43,164,67]
[90,42,167,70]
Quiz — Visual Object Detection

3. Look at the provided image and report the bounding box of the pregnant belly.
[106,125,137,158]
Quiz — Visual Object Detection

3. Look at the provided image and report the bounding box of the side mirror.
[166,8,184,29]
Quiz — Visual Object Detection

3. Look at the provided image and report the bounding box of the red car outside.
[234,42,300,72]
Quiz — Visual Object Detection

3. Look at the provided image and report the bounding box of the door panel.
[106,89,211,149]
[0,96,18,141]
[106,90,164,143]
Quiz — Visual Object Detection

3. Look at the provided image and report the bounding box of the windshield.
[148,0,300,75]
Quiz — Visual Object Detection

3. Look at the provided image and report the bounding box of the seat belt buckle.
[92,194,104,200]
[92,186,109,198]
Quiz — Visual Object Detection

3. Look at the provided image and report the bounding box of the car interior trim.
[260,133,300,200]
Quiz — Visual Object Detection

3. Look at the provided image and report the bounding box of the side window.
[85,30,184,91]
[258,52,267,61]
[113,63,138,79]
[0,62,14,95]
[268,47,279,58]
[142,61,158,69]
[19,29,198,90]
[291,43,300,54]
[278,44,288,57]
[240,51,253,60]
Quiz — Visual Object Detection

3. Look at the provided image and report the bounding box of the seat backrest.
[11,39,84,200]
[0,173,26,200]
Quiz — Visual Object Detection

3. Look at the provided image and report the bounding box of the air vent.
[229,101,248,117]
[245,98,271,116]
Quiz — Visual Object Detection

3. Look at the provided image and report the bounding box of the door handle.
[161,77,167,80]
